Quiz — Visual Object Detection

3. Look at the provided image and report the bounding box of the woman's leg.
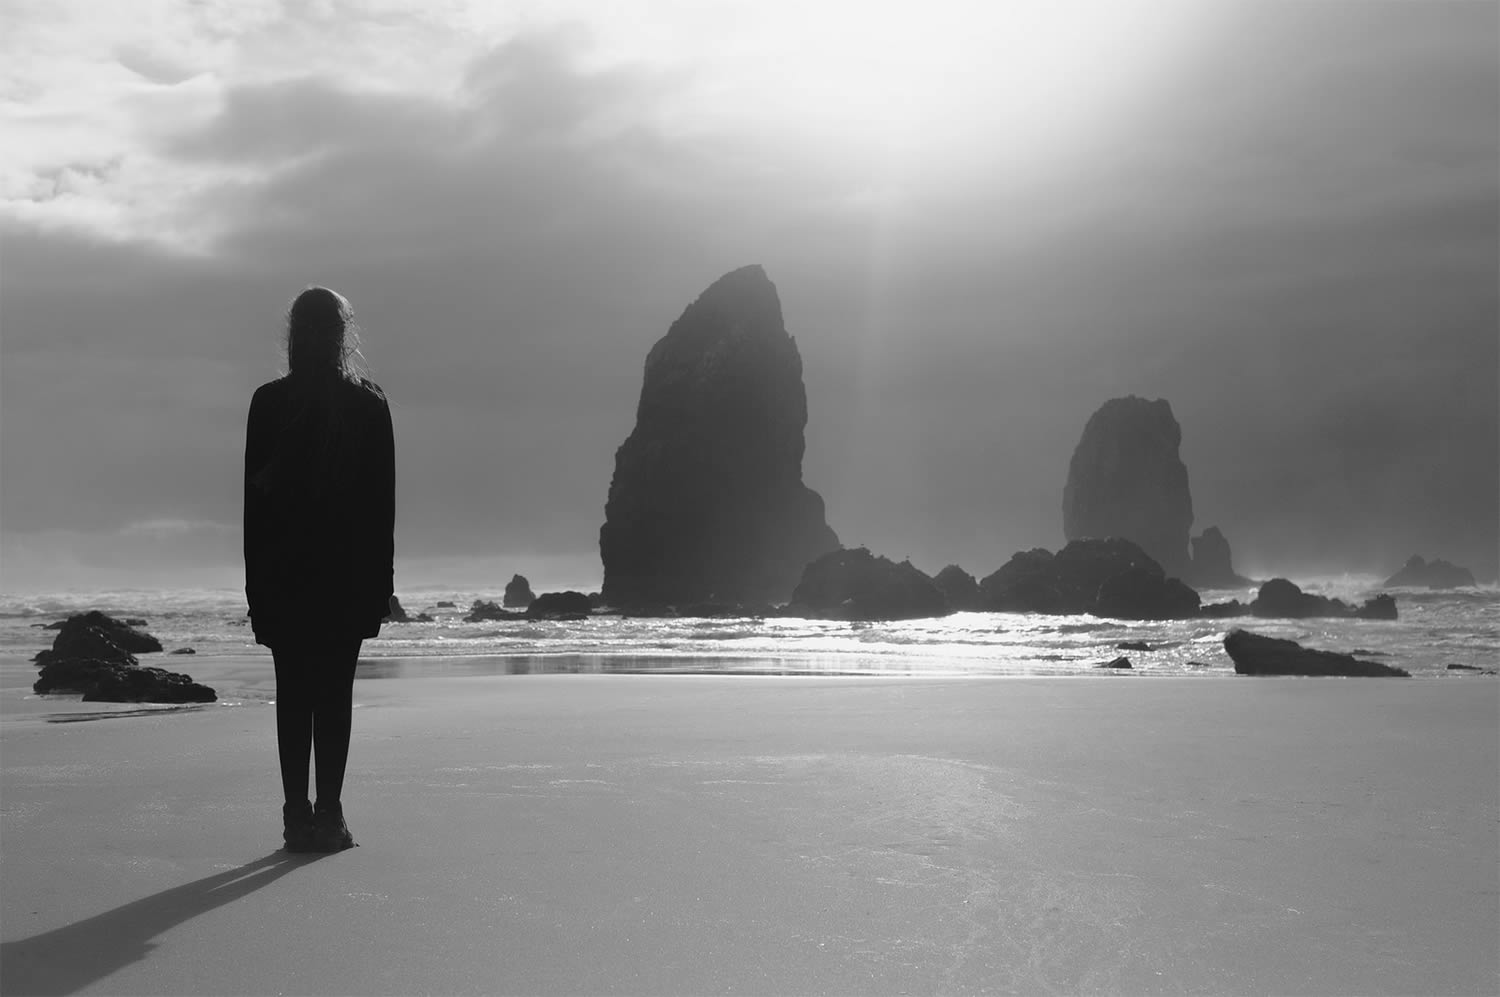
[271,646,314,807]
[311,639,361,809]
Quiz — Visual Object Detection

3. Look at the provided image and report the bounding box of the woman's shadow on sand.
[1,850,326,996]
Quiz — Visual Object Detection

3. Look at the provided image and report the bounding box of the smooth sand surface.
[2,667,1496,995]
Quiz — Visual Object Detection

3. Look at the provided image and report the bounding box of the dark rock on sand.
[932,564,983,612]
[1223,629,1409,677]
[34,658,217,702]
[465,599,525,622]
[1250,578,1397,620]
[980,538,1199,620]
[1097,656,1133,669]
[1062,396,1194,579]
[600,265,839,609]
[527,591,594,620]
[169,647,196,655]
[788,547,950,621]
[34,626,138,668]
[36,611,162,657]
[1189,526,1250,588]
[1384,555,1476,589]
[503,574,536,609]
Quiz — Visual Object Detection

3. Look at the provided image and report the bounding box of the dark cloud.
[2,7,1496,592]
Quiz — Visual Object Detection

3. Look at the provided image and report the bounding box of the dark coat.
[244,375,395,648]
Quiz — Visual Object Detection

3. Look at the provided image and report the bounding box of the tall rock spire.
[599,266,839,607]
[1062,396,1194,579]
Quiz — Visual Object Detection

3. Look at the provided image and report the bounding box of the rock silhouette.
[1189,526,1250,588]
[932,564,983,611]
[503,574,536,608]
[1062,397,1194,579]
[1250,578,1397,620]
[34,612,162,661]
[30,612,214,702]
[1223,629,1409,677]
[980,538,1199,620]
[34,659,217,702]
[527,591,593,620]
[600,265,839,608]
[465,599,524,622]
[788,548,950,620]
[1384,556,1475,589]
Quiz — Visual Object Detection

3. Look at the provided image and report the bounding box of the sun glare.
[700,0,1204,170]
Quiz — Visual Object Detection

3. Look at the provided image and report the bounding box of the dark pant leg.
[311,640,361,808]
[272,648,314,806]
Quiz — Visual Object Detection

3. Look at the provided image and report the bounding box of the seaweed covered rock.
[34,611,162,664]
[1250,578,1397,620]
[788,547,950,620]
[503,574,536,609]
[1383,556,1475,589]
[980,538,1199,619]
[600,265,839,609]
[932,564,983,611]
[34,658,218,702]
[1223,629,1409,677]
[1062,397,1194,578]
[33,626,137,668]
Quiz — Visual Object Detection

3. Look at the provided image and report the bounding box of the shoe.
[310,801,356,852]
[282,800,315,853]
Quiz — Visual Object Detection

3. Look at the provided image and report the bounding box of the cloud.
[1,4,1496,594]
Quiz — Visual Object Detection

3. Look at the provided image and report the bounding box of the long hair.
[269,287,372,504]
[285,286,366,383]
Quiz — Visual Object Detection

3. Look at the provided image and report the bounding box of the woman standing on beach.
[244,287,395,853]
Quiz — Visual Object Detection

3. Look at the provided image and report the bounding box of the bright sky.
[1,0,1496,591]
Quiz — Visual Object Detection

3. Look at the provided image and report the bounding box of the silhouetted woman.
[244,287,394,852]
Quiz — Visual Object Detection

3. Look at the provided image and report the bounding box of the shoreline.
[5,645,1495,727]
[3,673,1496,995]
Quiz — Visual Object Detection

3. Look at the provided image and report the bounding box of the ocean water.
[2,578,1495,688]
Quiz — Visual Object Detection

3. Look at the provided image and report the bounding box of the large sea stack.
[600,266,839,608]
[1062,396,1194,579]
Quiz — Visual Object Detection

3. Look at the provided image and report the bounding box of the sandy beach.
[2,662,1496,995]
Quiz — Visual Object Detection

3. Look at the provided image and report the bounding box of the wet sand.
[2,667,1496,995]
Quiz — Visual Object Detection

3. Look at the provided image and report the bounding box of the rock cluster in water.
[979,538,1200,620]
[600,265,839,608]
[1223,629,1409,677]
[32,612,215,703]
[1063,397,1194,579]
[1201,578,1396,620]
[465,599,524,622]
[1383,555,1475,589]
[788,548,950,621]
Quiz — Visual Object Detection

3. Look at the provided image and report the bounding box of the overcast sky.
[2,0,1496,594]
